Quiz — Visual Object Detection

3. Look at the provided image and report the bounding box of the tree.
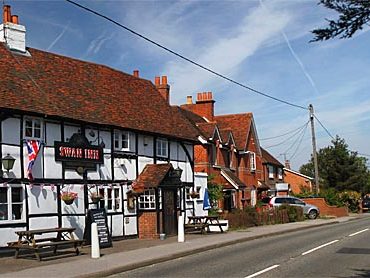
[299,136,370,193]
[311,0,370,42]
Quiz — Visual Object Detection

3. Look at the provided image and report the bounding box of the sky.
[6,0,370,171]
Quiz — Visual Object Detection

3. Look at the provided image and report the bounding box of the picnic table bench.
[185,215,226,234]
[7,227,84,261]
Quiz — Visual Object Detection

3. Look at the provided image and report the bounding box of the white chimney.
[0,5,26,53]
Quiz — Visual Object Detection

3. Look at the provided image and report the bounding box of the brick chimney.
[133,70,139,78]
[180,92,215,121]
[155,75,170,104]
[0,5,26,53]
[285,160,291,170]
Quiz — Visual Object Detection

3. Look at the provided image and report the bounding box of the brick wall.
[303,198,348,217]
[284,171,312,194]
[138,212,158,239]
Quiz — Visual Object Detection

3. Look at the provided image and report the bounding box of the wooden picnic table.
[204,215,225,233]
[185,215,226,234]
[7,227,84,261]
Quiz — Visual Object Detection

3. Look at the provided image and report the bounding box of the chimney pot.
[197,92,203,101]
[11,15,18,24]
[285,160,291,170]
[3,5,11,23]
[207,92,212,100]
[202,92,207,100]
[186,96,193,104]
[161,76,167,85]
[133,70,139,78]
[154,76,160,86]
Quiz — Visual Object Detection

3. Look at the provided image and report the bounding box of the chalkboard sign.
[83,209,112,248]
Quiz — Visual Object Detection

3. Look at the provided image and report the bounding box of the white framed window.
[98,186,121,212]
[24,117,43,140]
[114,130,133,151]
[138,188,156,210]
[156,138,168,158]
[268,165,274,179]
[278,168,283,180]
[0,185,25,222]
[249,152,256,172]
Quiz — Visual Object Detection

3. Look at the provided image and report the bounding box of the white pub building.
[0,5,203,246]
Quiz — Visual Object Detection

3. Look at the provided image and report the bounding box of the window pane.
[25,127,33,137]
[12,187,22,202]
[122,132,129,149]
[114,132,119,149]
[0,188,7,203]
[0,204,8,220]
[12,204,22,220]
[34,128,41,138]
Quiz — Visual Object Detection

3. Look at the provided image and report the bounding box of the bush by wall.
[225,205,304,229]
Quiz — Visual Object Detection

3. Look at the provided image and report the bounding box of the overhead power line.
[259,121,309,141]
[289,123,309,161]
[264,122,308,149]
[65,0,308,111]
[313,114,335,140]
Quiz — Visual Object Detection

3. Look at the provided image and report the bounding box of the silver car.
[267,196,320,219]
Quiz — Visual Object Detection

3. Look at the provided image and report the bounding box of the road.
[111,217,370,277]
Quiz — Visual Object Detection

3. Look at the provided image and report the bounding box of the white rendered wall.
[27,185,57,214]
[114,158,136,180]
[138,156,154,174]
[137,135,153,156]
[185,172,208,219]
[2,144,21,178]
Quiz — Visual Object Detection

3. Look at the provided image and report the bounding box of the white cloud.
[163,4,293,104]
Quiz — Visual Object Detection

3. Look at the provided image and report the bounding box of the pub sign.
[54,141,104,164]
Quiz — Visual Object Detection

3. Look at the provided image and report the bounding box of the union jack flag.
[26,140,42,180]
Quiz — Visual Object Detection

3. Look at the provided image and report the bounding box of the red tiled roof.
[196,122,217,139]
[261,148,283,166]
[0,44,198,141]
[214,113,252,149]
[136,164,172,188]
[219,128,232,144]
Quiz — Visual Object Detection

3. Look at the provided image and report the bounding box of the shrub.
[278,204,304,222]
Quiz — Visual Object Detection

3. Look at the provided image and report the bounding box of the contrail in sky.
[259,0,320,95]
[47,22,70,51]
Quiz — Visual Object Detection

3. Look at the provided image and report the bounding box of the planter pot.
[208,219,229,232]
[91,197,102,204]
[63,199,75,205]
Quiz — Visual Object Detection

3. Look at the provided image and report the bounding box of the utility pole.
[309,104,319,194]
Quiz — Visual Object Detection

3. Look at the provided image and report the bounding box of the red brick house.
[284,161,313,195]
[180,92,263,211]
[260,148,284,196]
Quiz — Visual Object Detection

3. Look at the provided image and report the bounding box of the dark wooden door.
[162,189,177,236]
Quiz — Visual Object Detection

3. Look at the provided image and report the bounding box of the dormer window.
[24,117,43,140]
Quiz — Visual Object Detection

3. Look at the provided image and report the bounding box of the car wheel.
[308,210,318,219]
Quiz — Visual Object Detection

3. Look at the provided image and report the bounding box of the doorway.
[162,189,178,236]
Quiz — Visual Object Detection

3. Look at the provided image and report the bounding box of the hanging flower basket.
[60,192,78,205]
[190,191,200,199]
[90,192,103,204]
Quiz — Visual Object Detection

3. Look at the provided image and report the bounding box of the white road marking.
[349,228,369,237]
[301,240,339,256]
[245,265,280,278]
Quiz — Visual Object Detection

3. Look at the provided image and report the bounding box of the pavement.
[0,213,369,278]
